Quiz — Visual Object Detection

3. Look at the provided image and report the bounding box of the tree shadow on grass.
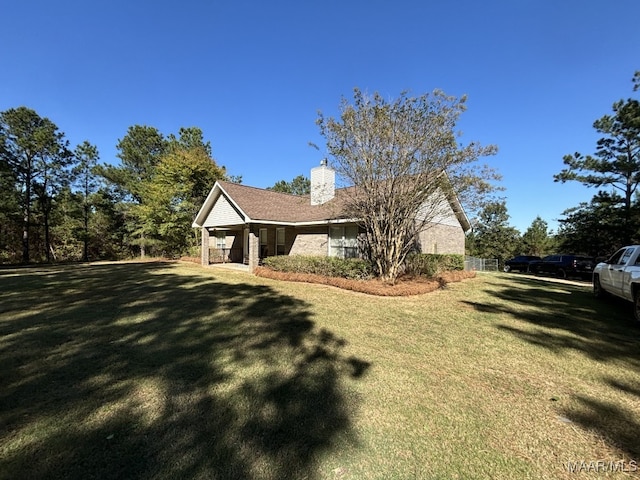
[561,394,640,460]
[462,274,640,460]
[462,275,640,366]
[0,262,370,480]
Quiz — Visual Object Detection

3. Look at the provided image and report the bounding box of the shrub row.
[405,253,464,277]
[262,255,374,280]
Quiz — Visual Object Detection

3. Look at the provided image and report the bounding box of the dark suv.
[503,255,542,273]
[532,254,595,279]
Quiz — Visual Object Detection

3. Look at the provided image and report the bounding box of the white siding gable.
[203,193,245,227]
[416,189,460,227]
[430,196,459,227]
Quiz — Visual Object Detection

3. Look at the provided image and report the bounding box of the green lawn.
[1,262,639,479]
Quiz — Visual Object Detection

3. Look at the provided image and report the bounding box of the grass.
[1,262,639,479]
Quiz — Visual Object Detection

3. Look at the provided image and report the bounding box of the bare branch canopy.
[317,88,499,283]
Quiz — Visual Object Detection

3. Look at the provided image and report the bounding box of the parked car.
[533,254,595,279]
[593,245,640,321]
[503,255,542,273]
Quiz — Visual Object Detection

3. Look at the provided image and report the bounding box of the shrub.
[405,253,464,277]
[262,255,374,280]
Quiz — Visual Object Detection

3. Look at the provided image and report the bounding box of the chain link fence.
[464,256,499,272]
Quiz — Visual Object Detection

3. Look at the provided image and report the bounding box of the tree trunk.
[21,211,29,264]
[44,211,51,262]
[21,176,31,264]
[82,202,89,262]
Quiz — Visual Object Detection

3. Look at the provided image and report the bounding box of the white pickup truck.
[592,245,640,321]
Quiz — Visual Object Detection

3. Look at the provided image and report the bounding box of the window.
[259,228,268,257]
[276,228,285,256]
[608,249,626,265]
[215,231,226,249]
[621,248,635,265]
[329,225,358,258]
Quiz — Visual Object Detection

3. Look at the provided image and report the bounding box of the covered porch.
[200,224,296,271]
[200,225,253,268]
[200,223,362,272]
[200,224,286,271]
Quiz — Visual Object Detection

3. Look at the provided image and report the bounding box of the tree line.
[0,108,230,263]
[0,106,318,265]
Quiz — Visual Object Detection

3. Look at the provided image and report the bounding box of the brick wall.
[418,223,465,255]
[290,227,329,256]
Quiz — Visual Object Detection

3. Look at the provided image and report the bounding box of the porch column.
[201,227,210,266]
[247,229,259,272]
[243,228,249,265]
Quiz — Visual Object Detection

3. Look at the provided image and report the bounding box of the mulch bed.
[254,267,476,296]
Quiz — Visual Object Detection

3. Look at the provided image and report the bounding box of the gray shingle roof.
[217,180,349,222]
[194,179,470,231]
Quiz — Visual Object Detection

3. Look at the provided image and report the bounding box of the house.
[192,161,471,271]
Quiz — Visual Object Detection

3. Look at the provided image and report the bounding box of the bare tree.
[317,89,498,283]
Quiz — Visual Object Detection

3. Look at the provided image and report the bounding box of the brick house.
[192,162,471,271]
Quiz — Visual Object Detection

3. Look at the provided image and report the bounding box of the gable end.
[203,193,245,227]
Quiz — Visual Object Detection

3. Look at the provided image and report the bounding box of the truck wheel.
[503,265,511,273]
[634,290,640,323]
[558,269,567,279]
[593,275,605,298]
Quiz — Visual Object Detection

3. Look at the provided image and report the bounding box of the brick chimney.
[310,159,335,205]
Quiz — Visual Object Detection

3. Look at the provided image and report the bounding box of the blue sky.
[2,0,639,232]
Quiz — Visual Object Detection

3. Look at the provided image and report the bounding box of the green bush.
[405,253,464,277]
[262,255,373,280]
